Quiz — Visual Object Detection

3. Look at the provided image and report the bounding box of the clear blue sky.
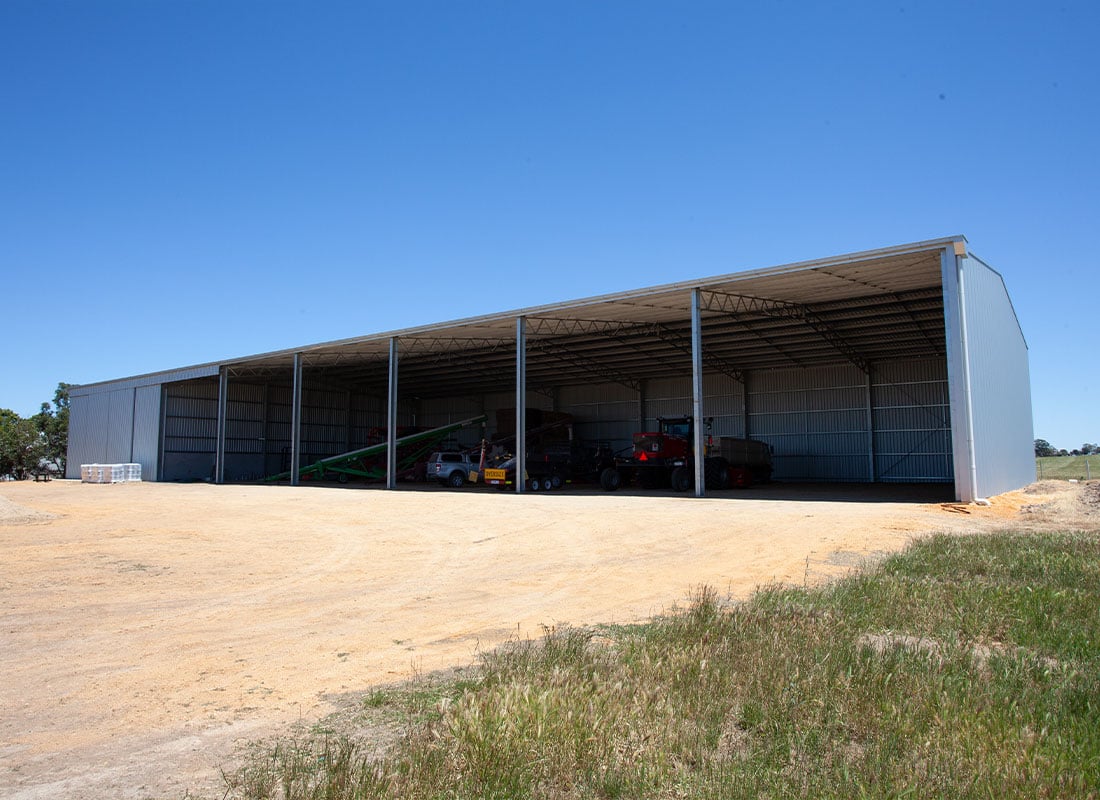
[1,1,1096,450]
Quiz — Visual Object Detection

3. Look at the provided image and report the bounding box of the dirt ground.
[0,478,1093,799]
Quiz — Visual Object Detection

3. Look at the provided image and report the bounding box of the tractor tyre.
[600,467,623,492]
[670,466,692,492]
[704,459,729,490]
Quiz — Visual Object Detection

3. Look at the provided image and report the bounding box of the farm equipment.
[599,416,772,492]
[263,415,487,484]
[483,438,615,491]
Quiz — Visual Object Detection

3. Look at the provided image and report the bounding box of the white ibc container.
[80,463,143,483]
[81,464,109,483]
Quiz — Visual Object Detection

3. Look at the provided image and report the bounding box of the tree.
[1034,438,1057,458]
[33,382,70,475]
[1081,443,1098,455]
[0,409,45,480]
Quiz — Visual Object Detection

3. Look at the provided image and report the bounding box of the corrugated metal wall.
[65,392,111,477]
[872,360,953,482]
[131,385,162,479]
[557,382,639,448]
[551,358,952,483]
[66,385,164,479]
[160,377,409,481]
[73,353,958,486]
[960,256,1034,498]
[417,395,486,449]
[750,365,869,481]
[162,379,218,481]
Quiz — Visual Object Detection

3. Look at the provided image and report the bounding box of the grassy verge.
[1037,455,1097,481]
[216,530,1100,799]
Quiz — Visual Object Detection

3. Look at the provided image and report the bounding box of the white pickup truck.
[425,452,479,487]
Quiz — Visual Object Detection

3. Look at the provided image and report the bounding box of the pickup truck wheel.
[448,472,466,488]
[600,467,622,492]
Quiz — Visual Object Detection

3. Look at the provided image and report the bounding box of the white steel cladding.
[958,255,1034,498]
[556,363,952,483]
[65,392,111,477]
[131,385,162,480]
[65,384,164,479]
[872,359,953,482]
[750,364,870,481]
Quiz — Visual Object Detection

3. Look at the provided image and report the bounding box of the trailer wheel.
[448,472,466,488]
[670,466,692,492]
[600,467,622,491]
[550,474,564,490]
[542,477,554,491]
[529,477,542,491]
[337,473,349,484]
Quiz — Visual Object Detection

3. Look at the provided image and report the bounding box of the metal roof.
[78,236,963,398]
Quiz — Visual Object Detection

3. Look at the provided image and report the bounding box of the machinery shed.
[66,236,1034,502]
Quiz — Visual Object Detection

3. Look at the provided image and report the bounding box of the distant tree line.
[1035,438,1099,458]
[0,383,70,480]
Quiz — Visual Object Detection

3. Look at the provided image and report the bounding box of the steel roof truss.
[700,290,872,374]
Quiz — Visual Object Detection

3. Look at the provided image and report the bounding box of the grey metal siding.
[749,365,870,481]
[70,365,219,397]
[872,360,953,482]
[65,392,111,477]
[417,395,486,449]
[131,384,162,480]
[556,382,638,449]
[105,390,134,463]
[959,256,1034,497]
[163,379,218,481]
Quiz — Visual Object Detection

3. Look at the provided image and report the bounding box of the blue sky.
[1,1,1096,450]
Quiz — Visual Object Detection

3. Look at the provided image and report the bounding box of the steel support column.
[865,371,876,482]
[215,365,228,484]
[290,352,303,487]
[742,373,750,439]
[515,316,527,493]
[386,337,399,489]
[691,289,705,497]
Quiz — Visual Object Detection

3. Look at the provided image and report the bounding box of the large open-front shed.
[66,237,1034,501]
